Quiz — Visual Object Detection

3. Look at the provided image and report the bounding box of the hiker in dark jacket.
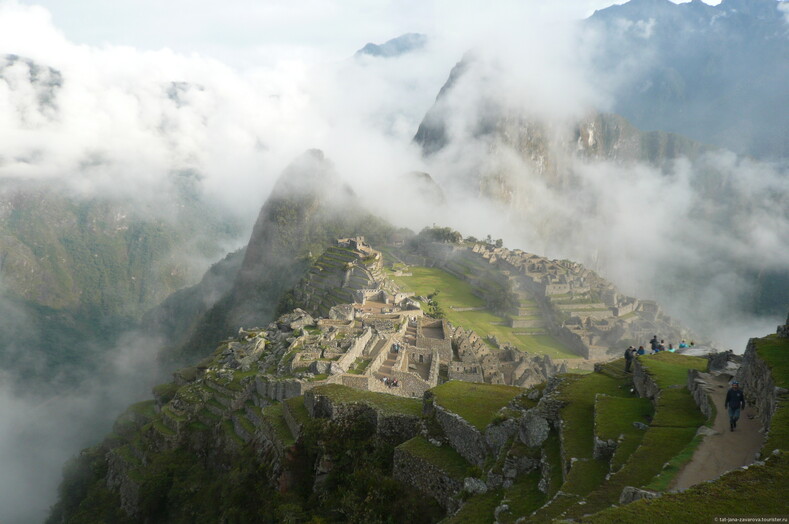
[725,381,746,431]
[624,346,635,373]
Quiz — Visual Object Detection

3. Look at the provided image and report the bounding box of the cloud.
[0,324,167,524]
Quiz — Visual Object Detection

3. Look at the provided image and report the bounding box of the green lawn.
[559,373,633,460]
[595,395,653,442]
[390,266,579,359]
[636,352,708,387]
[583,450,789,523]
[560,354,708,518]
[430,381,524,431]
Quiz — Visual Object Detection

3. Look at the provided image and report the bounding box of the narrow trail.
[671,373,764,490]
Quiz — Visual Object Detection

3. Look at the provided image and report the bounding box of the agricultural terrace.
[389,265,578,359]
[430,381,523,431]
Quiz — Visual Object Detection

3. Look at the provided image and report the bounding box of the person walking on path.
[624,346,635,373]
[725,381,746,431]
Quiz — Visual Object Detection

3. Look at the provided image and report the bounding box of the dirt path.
[671,374,764,490]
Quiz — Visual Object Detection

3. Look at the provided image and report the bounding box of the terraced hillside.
[55,331,758,522]
[389,264,579,360]
[291,242,389,317]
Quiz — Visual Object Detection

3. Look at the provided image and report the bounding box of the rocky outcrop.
[519,409,551,448]
[593,436,618,461]
[707,350,742,375]
[619,486,661,504]
[778,314,789,338]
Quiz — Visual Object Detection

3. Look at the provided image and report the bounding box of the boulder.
[519,409,550,447]
[619,486,661,504]
[309,361,331,374]
[464,477,488,495]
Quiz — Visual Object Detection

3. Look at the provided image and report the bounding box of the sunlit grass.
[391,266,579,359]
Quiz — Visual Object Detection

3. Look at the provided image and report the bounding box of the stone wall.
[737,338,784,438]
[448,362,484,383]
[393,444,464,510]
[341,374,371,390]
[687,369,716,420]
[304,388,420,442]
[631,358,660,403]
[555,326,591,359]
[433,403,488,467]
[416,318,453,363]
[255,376,311,402]
[391,369,433,398]
[333,327,373,373]
[428,350,441,386]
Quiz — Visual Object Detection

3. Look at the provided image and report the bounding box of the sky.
[0,0,784,522]
[14,0,721,67]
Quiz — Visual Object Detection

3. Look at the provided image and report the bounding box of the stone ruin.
[469,243,691,359]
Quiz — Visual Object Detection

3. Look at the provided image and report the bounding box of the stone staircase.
[374,348,398,380]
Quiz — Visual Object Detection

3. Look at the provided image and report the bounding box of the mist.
[0,0,787,521]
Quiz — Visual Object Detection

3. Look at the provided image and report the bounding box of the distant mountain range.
[584,0,789,160]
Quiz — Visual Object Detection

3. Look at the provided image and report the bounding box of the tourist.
[637,346,645,356]
[658,340,666,352]
[649,335,659,352]
[624,346,635,373]
[668,343,675,352]
[678,340,688,349]
[724,381,746,431]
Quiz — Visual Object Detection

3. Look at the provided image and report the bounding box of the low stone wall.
[632,358,661,403]
[393,445,464,510]
[737,338,783,436]
[510,317,545,329]
[433,403,488,467]
[687,369,716,420]
[334,327,373,373]
[428,349,440,386]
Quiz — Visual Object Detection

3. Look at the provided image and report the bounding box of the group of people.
[621,339,748,433]
[648,335,694,353]
[623,335,695,372]
[382,376,399,388]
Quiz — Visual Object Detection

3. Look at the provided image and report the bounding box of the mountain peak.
[355,33,427,58]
